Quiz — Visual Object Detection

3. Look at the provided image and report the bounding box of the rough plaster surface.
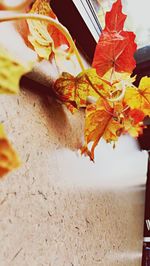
[0,87,147,266]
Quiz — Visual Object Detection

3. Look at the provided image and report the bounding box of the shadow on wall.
[41,95,85,151]
[20,76,85,152]
[0,80,147,266]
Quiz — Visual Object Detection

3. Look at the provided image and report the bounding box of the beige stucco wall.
[0,87,147,266]
[0,20,148,266]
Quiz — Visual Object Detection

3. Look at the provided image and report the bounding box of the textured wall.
[0,19,148,266]
[0,87,147,266]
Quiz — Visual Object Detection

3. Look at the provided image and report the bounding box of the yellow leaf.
[27,0,69,60]
[0,124,20,177]
[100,70,136,101]
[124,76,150,116]
[123,119,144,138]
[102,69,136,85]
[27,0,53,60]
[54,69,106,111]
[81,98,123,160]
[0,46,32,94]
[28,21,53,60]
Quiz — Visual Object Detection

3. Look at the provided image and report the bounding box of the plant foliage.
[0,0,149,177]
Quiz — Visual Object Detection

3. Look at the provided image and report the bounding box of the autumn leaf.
[0,124,20,177]
[27,0,69,60]
[0,46,33,94]
[54,69,107,111]
[99,70,136,102]
[105,0,126,32]
[81,98,123,160]
[124,76,150,116]
[92,0,137,78]
[102,69,136,85]
[27,0,55,59]
[121,106,145,137]
[92,31,137,77]
[128,109,145,124]
[123,115,144,138]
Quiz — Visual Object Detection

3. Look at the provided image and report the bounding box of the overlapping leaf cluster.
[0,0,149,171]
[54,0,150,160]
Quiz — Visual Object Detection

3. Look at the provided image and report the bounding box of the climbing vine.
[0,0,149,176]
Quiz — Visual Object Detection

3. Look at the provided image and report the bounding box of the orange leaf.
[121,107,145,137]
[81,98,123,160]
[128,109,145,124]
[47,24,69,49]
[92,0,137,77]
[0,124,20,178]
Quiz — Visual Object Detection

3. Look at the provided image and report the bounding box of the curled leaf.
[27,0,69,60]
[0,124,20,177]
[0,46,33,94]
[27,0,54,59]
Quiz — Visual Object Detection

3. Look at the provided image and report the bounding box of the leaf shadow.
[21,77,84,152]
[40,96,84,152]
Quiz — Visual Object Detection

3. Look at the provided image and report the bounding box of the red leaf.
[128,109,145,124]
[105,0,126,32]
[92,0,137,77]
[47,24,69,49]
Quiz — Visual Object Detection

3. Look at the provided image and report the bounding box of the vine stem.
[85,73,126,104]
[84,74,106,100]
[0,12,85,72]
[108,86,126,102]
